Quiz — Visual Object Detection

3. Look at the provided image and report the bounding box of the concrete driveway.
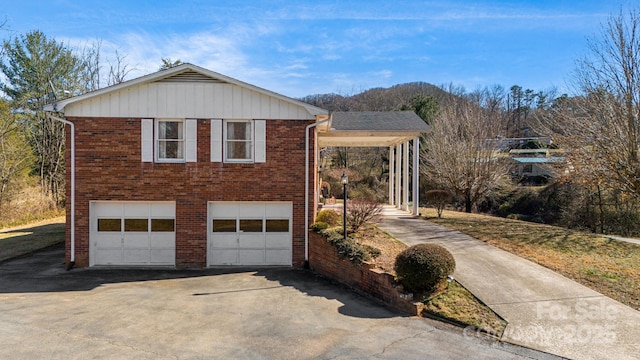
[0,245,558,359]
[379,206,640,360]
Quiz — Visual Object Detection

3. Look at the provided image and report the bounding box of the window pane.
[151,219,175,232]
[266,219,289,232]
[159,140,184,159]
[226,122,251,140]
[212,219,236,232]
[98,218,121,232]
[124,219,148,232]
[227,141,251,160]
[159,121,183,140]
[240,219,262,232]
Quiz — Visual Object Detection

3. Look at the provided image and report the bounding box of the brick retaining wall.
[308,231,424,316]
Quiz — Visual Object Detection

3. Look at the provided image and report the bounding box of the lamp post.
[341,172,348,239]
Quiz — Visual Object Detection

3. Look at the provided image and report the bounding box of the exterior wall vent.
[158,70,227,83]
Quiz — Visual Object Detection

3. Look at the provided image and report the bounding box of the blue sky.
[1,0,634,98]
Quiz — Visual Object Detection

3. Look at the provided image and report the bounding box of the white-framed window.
[141,118,196,163]
[224,120,253,162]
[156,119,184,162]
[210,119,265,163]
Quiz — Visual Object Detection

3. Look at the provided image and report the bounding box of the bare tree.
[539,9,640,201]
[422,87,510,212]
[0,100,32,207]
[108,49,133,86]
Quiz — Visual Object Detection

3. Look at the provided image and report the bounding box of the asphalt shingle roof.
[330,111,431,132]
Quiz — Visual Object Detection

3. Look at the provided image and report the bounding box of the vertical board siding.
[64,82,316,120]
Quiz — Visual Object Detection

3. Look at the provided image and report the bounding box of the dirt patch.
[351,223,406,273]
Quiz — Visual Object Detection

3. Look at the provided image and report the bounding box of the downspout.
[46,114,75,270]
[305,116,331,268]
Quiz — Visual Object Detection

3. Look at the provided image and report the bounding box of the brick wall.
[308,231,424,316]
[65,117,316,268]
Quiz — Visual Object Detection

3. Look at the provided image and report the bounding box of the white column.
[412,137,420,215]
[389,146,395,205]
[403,140,410,211]
[395,143,402,209]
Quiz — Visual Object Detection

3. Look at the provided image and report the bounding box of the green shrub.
[319,227,380,264]
[362,244,382,259]
[310,222,329,232]
[394,243,456,293]
[316,209,340,226]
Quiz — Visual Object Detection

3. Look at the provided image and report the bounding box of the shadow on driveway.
[0,244,399,319]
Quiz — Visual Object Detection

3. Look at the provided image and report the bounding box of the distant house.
[508,148,565,181]
[44,63,429,269]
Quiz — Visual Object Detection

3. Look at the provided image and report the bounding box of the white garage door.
[208,202,292,266]
[90,201,176,266]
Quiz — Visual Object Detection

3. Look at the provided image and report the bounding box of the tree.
[424,190,452,218]
[401,93,438,124]
[0,100,32,207]
[108,49,133,85]
[540,9,640,201]
[0,30,88,203]
[159,58,183,70]
[422,87,510,212]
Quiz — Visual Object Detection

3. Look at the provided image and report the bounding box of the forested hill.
[298,81,450,112]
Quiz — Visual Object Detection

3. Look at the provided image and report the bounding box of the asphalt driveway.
[0,244,558,360]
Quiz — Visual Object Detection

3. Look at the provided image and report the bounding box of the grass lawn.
[420,208,640,311]
[424,280,507,336]
[0,216,66,263]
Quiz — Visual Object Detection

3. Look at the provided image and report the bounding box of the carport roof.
[317,111,430,147]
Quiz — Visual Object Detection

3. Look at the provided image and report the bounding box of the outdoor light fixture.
[341,172,348,239]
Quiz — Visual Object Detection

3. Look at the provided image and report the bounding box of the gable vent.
[157,70,228,83]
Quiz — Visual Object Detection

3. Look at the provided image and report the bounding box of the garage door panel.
[211,250,237,265]
[266,203,290,218]
[95,250,123,265]
[212,234,237,248]
[265,250,291,265]
[95,236,122,249]
[93,203,123,217]
[123,235,150,249]
[151,234,175,248]
[211,203,238,218]
[266,234,290,248]
[124,249,150,264]
[150,249,174,264]
[124,203,151,217]
[150,203,175,217]
[238,235,264,249]
[238,250,265,264]
[241,203,266,218]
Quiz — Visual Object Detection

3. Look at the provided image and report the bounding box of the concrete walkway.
[378,206,640,360]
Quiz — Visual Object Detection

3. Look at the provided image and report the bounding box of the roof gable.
[45,64,327,120]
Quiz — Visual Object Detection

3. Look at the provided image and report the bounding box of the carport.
[315,111,431,214]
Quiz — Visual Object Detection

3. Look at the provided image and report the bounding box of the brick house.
[44,63,428,269]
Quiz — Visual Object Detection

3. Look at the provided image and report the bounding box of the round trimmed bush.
[316,209,340,226]
[394,243,456,293]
